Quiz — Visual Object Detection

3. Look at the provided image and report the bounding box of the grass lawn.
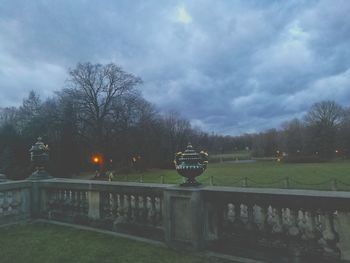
[0,223,225,263]
[209,151,251,162]
[111,160,350,191]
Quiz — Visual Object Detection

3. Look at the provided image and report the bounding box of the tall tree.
[305,101,344,159]
[282,119,305,156]
[63,62,142,151]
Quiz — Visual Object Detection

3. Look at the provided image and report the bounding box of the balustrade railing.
[2,179,350,261]
[203,186,350,261]
[38,179,167,240]
[0,181,31,225]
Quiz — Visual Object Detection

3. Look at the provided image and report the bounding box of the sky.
[0,0,350,135]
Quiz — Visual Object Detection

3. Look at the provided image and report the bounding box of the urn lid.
[178,143,201,162]
[29,137,49,154]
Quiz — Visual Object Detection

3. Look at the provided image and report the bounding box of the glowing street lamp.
[91,154,103,178]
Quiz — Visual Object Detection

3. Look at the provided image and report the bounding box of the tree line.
[0,62,349,179]
[251,100,350,161]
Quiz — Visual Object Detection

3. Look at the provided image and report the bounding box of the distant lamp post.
[174,143,208,186]
[28,137,52,180]
[91,154,103,178]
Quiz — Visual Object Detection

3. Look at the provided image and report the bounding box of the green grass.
[209,151,251,162]
[112,160,350,191]
[0,223,224,263]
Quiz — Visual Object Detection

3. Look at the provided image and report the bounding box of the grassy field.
[0,223,226,263]
[209,151,251,162]
[111,160,350,191]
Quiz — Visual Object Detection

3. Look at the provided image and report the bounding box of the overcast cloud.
[0,0,349,135]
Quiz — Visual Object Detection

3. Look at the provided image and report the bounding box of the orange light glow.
[91,154,103,165]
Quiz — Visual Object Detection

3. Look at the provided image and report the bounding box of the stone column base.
[164,186,205,250]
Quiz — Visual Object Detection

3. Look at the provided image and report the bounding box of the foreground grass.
[111,160,350,191]
[0,223,223,263]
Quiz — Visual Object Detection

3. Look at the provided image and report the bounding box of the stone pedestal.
[27,170,52,180]
[164,186,205,250]
[88,191,100,220]
[335,212,350,260]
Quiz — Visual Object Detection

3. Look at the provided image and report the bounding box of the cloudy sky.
[0,0,350,135]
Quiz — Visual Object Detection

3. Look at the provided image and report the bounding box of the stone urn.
[28,137,52,180]
[174,143,208,186]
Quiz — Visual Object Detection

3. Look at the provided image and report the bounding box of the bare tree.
[305,101,344,159]
[63,62,142,150]
[282,118,305,156]
[305,101,344,127]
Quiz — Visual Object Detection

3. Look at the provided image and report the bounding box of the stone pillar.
[164,186,205,250]
[88,191,100,220]
[334,212,350,260]
[29,181,40,218]
[21,187,31,220]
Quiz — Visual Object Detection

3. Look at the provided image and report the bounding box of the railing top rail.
[203,185,350,198]
[203,186,350,210]
[38,178,174,195]
[0,180,32,191]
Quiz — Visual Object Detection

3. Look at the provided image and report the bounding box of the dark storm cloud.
[0,0,349,134]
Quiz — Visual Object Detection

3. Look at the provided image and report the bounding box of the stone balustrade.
[2,179,350,262]
[0,181,31,225]
[202,186,350,261]
[38,179,168,240]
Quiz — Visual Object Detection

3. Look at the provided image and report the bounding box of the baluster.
[234,202,241,226]
[3,191,10,216]
[7,191,13,214]
[117,194,124,220]
[82,191,88,214]
[124,194,131,221]
[71,190,77,215]
[304,210,316,240]
[246,203,255,231]
[102,192,110,218]
[155,197,162,226]
[77,191,83,214]
[48,189,55,210]
[227,203,235,223]
[150,196,157,225]
[271,207,283,234]
[256,205,267,232]
[111,193,118,219]
[57,189,62,211]
[146,197,152,225]
[130,195,135,222]
[133,195,140,222]
[288,208,300,237]
[297,210,308,240]
[141,195,148,223]
[319,211,338,253]
[62,190,68,211]
[11,190,20,214]
[0,192,4,215]
[107,192,113,218]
